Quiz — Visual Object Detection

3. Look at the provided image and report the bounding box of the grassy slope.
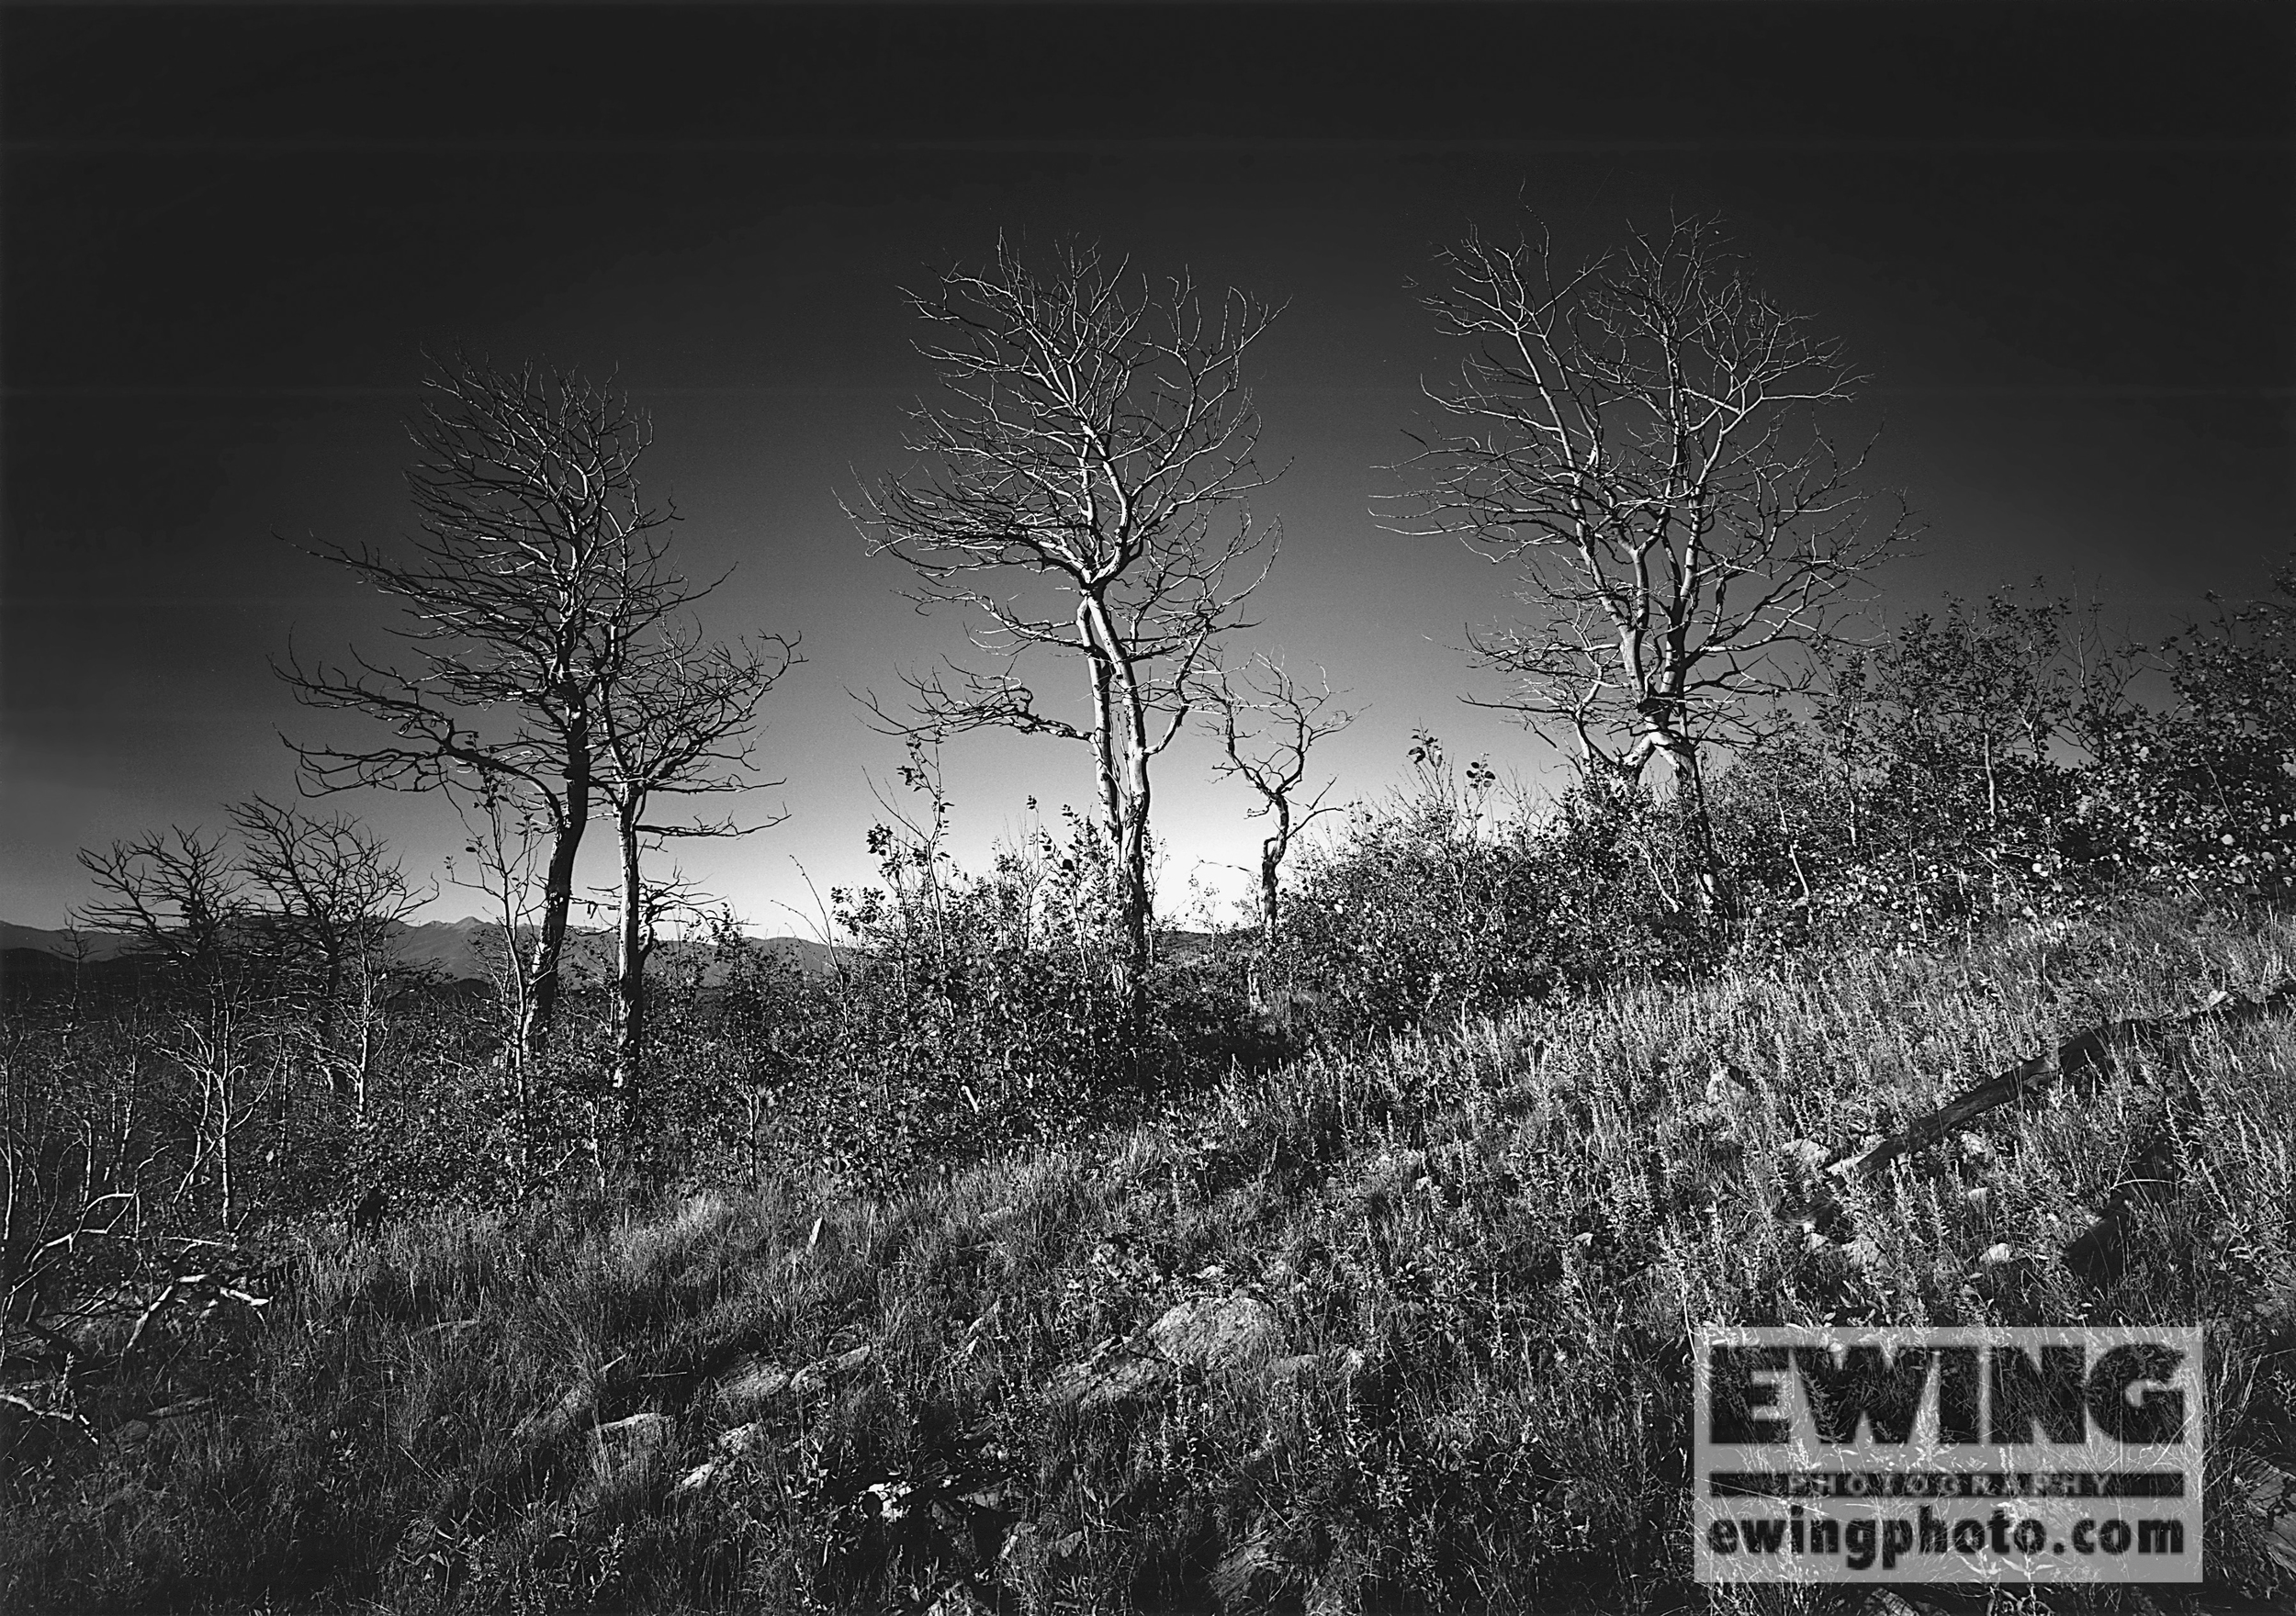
[5,899,2291,1614]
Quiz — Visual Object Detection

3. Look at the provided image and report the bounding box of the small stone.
[717,1357,792,1411]
[958,1480,1023,1513]
[1975,1241,2016,1270]
[1778,1139,1829,1174]
[1147,1294,1283,1371]
[591,1411,671,1482]
[788,1343,872,1395]
[1051,1350,1174,1411]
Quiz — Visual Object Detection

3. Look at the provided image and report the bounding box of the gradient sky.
[4,1,2291,933]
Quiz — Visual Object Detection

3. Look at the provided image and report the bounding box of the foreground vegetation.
[4,893,2290,1613]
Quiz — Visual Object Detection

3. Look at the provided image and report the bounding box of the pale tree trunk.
[613,803,647,1109]
[1116,713,1153,1032]
[1080,598,1153,1033]
[1082,595,1156,1038]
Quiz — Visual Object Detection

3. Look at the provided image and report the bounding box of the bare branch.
[1390,213,1911,797]
[852,237,1285,1018]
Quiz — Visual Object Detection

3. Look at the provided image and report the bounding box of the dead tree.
[74,828,245,981]
[852,239,1281,1029]
[1195,653,1359,939]
[277,357,706,1060]
[445,777,551,1169]
[1395,215,1908,892]
[229,796,424,1107]
[593,630,795,1103]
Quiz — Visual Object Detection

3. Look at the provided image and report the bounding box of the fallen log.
[1829,983,2294,1182]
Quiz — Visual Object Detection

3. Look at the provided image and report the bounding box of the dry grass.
[4,897,2290,1613]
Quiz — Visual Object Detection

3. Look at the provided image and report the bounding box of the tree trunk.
[1117,747,1152,1038]
[1259,843,1281,943]
[613,804,647,1109]
[521,735,591,1060]
[1671,737,1727,916]
[320,948,349,1103]
[1079,598,1148,1031]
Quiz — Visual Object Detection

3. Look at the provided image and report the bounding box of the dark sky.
[4,1,2291,931]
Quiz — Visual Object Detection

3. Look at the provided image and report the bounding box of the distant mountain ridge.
[0,918,841,986]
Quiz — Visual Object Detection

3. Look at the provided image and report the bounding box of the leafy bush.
[1277,734,1726,1038]
[677,771,1265,1198]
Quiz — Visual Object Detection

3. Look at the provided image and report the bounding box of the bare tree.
[852,239,1281,1026]
[74,828,245,979]
[229,796,425,1105]
[445,777,552,1170]
[593,630,796,1100]
[278,357,709,1060]
[73,832,284,1233]
[1195,653,1359,938]
[1395,216,1908,836]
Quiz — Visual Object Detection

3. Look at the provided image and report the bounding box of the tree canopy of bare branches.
[231,796,423,1020]
[595,628,796,1096]
[851,238,1282,1022]
[1195,653,1359,937]
[1395,215,1908,802]
[74,829,245,980]
[277,357,713,1059]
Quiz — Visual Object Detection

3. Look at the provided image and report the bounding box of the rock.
[591,1411,671,1483]
[788,1343,872,1395]
[109,1419,152,1447]
[2242,1459,2296,1575]
[1051,1349,1174,1411]
[716,1357,792,1412]
[1051,1295,1288,1411]
[1264,1353,1321,1385]
[1148,1294,1283,1373]
[673,1459,723,1495]
[958,1479,1023,1513]
[1778,1139,1829,1174]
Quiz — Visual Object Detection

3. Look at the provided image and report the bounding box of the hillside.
[4,898,2290,1613]
[0,917,843,992]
